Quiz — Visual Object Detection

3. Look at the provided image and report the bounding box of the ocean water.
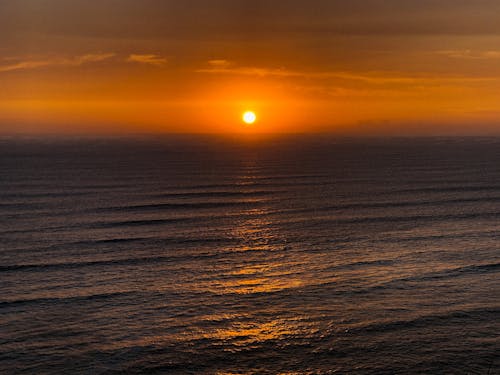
[0,136,499,374]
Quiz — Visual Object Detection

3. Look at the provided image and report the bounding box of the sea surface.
[1,136,499,374]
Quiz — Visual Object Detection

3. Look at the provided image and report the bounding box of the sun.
[242,111,257,125]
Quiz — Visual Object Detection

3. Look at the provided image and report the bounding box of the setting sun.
[242,111,257,125]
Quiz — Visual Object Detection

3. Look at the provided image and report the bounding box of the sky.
[2,0,500,135]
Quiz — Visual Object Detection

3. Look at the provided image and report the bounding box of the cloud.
[0,53,115,72]
[197,62,296,78]
[4,0,500,42]
[75,53,116,64]
[127,54,167,66]
[0,60,52,72]
[437,50,500,59]
[196,62,500,86]
[208,59,232,68]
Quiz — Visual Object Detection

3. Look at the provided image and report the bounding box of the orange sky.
[2,0,500,135]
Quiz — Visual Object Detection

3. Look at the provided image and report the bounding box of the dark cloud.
[2,0,500,43]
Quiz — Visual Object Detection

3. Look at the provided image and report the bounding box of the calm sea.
[1,136,499,374]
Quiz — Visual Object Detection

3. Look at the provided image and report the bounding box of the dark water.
[1,136,499,374]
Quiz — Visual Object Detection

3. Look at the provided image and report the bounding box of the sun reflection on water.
[210,319,295,345]
[185,161,313,351]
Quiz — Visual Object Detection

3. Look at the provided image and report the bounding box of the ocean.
[1,136,499,374]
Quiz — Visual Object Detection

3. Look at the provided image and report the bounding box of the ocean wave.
[0,243,289,275]
[387,185,500,195]
[290,211,500,228]
[347,307,500,335]
[149,190,280,199]
[400,262,500,282]
[90,217,198,228]
[0,240,291,274]
[0,290,141,308]
[97,200,271,213]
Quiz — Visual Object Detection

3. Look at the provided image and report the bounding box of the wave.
[90,217,197,228]
[3,205,499,237]
[386,185,500,195]
[97,200,271,213]
[399,262,500,283]
[318,262,500,294]
[0,255,201,273]
[0,189,281,201]
[150,180,334,191]
[0,202,48,211]
[331,262,500,295]
[0,217,197,235]
[0,242,288,274]
[208,261,500,299]
[0,250,226,273]
[290,211,500,228]
[346,307,500,335]
[171,175,327,189]
[149,190,280,199]
[276,197,500,218]
[0,241,288,272]
[339,196,500,210]
[0,191,97,199]
[0,290,141,308]
[325,259,396,271]
[3,235,238,255]
[374,230,500,244]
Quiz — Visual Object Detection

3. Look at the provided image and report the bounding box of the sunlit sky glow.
[2,0,500,135]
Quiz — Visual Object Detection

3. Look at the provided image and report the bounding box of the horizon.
[5,132,500,139]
